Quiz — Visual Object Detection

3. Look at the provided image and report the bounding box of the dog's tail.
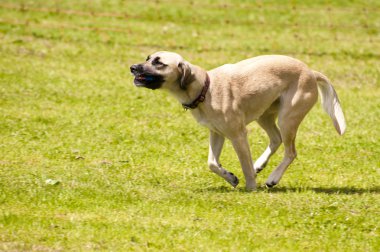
[313,71,346,135]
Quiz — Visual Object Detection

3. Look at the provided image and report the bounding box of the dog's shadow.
[263,186,380,195]
[198,185,380,195]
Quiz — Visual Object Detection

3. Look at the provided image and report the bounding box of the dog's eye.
[152,58,167,67]
[155,61,165,66]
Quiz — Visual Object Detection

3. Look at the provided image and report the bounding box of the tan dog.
[130,51,346,190]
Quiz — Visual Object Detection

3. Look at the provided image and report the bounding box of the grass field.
[1,0,379,251]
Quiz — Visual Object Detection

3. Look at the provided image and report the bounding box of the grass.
[0,0,379,251]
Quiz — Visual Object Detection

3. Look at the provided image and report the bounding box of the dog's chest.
[191,109,220,133]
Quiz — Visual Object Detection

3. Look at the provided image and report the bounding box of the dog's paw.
[265,181,277,188]
[265,176,279,188]
[226,172,239,188]
[254,166,264,174]
[254,160,268,174]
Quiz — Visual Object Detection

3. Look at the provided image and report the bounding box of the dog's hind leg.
[265,118,298,187]
[266,73,318,187]
[208,130,239,187]
[254,111,282,173]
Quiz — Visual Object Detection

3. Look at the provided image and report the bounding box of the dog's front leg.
[230,130,257,191]
[208,130,239,187]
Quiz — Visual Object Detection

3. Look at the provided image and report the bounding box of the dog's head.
[130,51,194,90]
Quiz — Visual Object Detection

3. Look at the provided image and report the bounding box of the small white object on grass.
[45,179,60,185]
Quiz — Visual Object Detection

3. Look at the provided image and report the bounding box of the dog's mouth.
[134,74,156,85]
[132,72,165,90]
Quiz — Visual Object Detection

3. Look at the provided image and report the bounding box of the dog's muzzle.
[130,64,143,74]
[130,64,164,90]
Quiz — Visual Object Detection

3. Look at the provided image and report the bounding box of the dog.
[130,51,346,190]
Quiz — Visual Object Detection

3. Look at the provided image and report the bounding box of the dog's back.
[208,55,316,123]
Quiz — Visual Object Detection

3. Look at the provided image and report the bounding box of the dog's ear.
[178,61,195,90]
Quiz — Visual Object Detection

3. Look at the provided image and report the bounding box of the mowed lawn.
[0,0,379,251]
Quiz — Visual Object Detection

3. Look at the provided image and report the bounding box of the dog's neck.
[170,64,209,107]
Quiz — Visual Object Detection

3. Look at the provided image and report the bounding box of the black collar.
[182,73,210,110]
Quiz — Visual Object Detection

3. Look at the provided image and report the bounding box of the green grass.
[0,0,379,251]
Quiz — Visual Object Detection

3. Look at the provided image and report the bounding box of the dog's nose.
[130,64,137,73]
[130,64,142,73]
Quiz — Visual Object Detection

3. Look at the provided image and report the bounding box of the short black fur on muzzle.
[130,64,165,90]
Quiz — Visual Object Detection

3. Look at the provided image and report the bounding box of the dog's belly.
[241,86,284,123]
